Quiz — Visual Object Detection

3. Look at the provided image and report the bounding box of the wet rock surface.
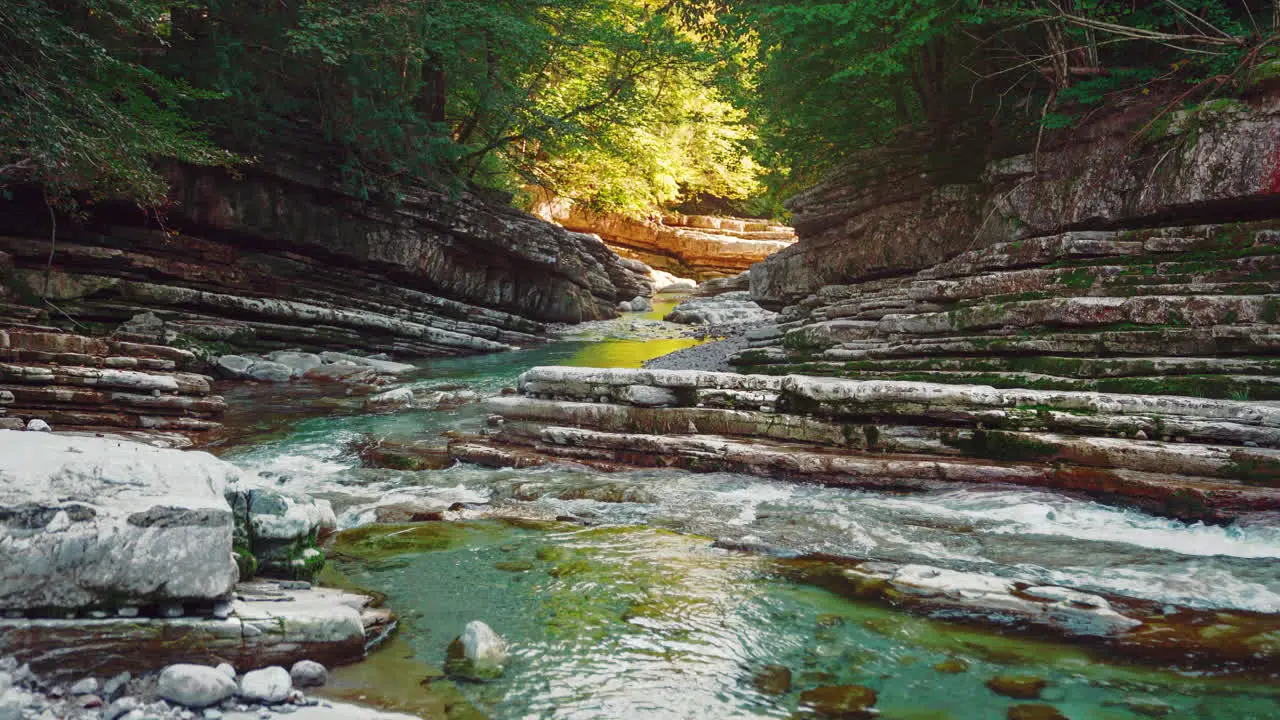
[453,366,1280,523]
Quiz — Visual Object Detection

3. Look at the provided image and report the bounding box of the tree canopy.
[2,0,1277,218]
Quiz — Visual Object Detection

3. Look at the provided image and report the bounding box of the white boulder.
[363,387,415,413]
[158,664,238,708]
[289,660,327,688]
[0,432,240,611]
[238,666,292,704]
[445,620,509,681]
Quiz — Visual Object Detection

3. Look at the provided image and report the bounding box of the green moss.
[331,523,478,562]
[1056,268,1096,290]
[1222,456,1280,488]
[943,430,1059,462]
[233,545,258,580]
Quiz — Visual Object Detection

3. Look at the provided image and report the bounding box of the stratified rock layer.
[752,94,1280,308]
[0,163,652,358]
[543,203,795,280]
[734,223,1280,404]
[0,325,223,440]
[453,367,1280,523]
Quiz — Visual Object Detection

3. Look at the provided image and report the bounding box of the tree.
[0,0,235,207]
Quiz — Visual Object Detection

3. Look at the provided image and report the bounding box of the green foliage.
[0,0,237,206]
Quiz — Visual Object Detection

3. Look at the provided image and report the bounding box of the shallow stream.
[216,300,1280,719]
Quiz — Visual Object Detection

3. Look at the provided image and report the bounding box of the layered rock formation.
[0,163,652,360]
[752,93,1280,308]
[539,201,795,280]
[453,367,1279,523]
[0,324,223,442]
[736,223,1280,401]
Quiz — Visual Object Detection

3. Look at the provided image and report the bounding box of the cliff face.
[753,93,1280,308]
[0,163,651,358]
[537,198,795,280]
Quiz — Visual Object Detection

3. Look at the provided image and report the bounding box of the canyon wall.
[753,92,1280,308]
[739,91,1280,400]
[536,197,795,280]
[0,164,652,360]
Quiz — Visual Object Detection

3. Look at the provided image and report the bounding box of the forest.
[1,0,1277,220]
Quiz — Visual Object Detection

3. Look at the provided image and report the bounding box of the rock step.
[796,326,1280,361]
[0,384,225,417]
[0,329,224,436]
[468,366,1280,521]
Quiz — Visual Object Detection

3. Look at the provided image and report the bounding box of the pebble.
[70,677,99,695]
[25,419,51,432]
[103,672,132,701]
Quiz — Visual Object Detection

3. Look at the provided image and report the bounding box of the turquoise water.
[218,304,1280,719]
[332,521,1280,719]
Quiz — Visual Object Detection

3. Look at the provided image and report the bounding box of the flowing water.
[216,300,1280,719]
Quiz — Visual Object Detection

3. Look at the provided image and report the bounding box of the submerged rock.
[798,684,878,718]
[751,665,792,695]
[158,664,238,708]
[987,675,1048,700]
[445,621,509,681]
[1007,705,1068,720]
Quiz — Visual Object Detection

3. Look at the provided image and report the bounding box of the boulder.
[445,621,508,681]
[227,487,334,581]
[363,388,415,413]
[0,432,239,611]
[215,355,254,379]
[245,360,293,384]
[288,660,327,688]
[157,664,238,708]
[238,666,292,704]
[268,352,323,378]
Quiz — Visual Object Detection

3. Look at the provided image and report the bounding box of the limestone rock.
[664,291,775,326]
[238,666,292,704]
[445,621,508,681]
[158,665,238,708]
[288,660,327,688]
[363,387,415,413]
[245,360,293,384]
[0,432,239,611]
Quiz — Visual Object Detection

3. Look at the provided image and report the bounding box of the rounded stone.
[25,419,50,432]
[445,620,509,681]
[288,661,327,688]
[69,678,98,695]
[987,675,1048,700]
[238,666,292,704]
[157,665,238,709]
[215,664,236,680]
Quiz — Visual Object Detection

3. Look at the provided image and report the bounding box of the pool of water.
[326,520,1280,719]
[216,303,1280,719]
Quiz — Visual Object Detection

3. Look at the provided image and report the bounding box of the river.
[211,298,1280,719]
